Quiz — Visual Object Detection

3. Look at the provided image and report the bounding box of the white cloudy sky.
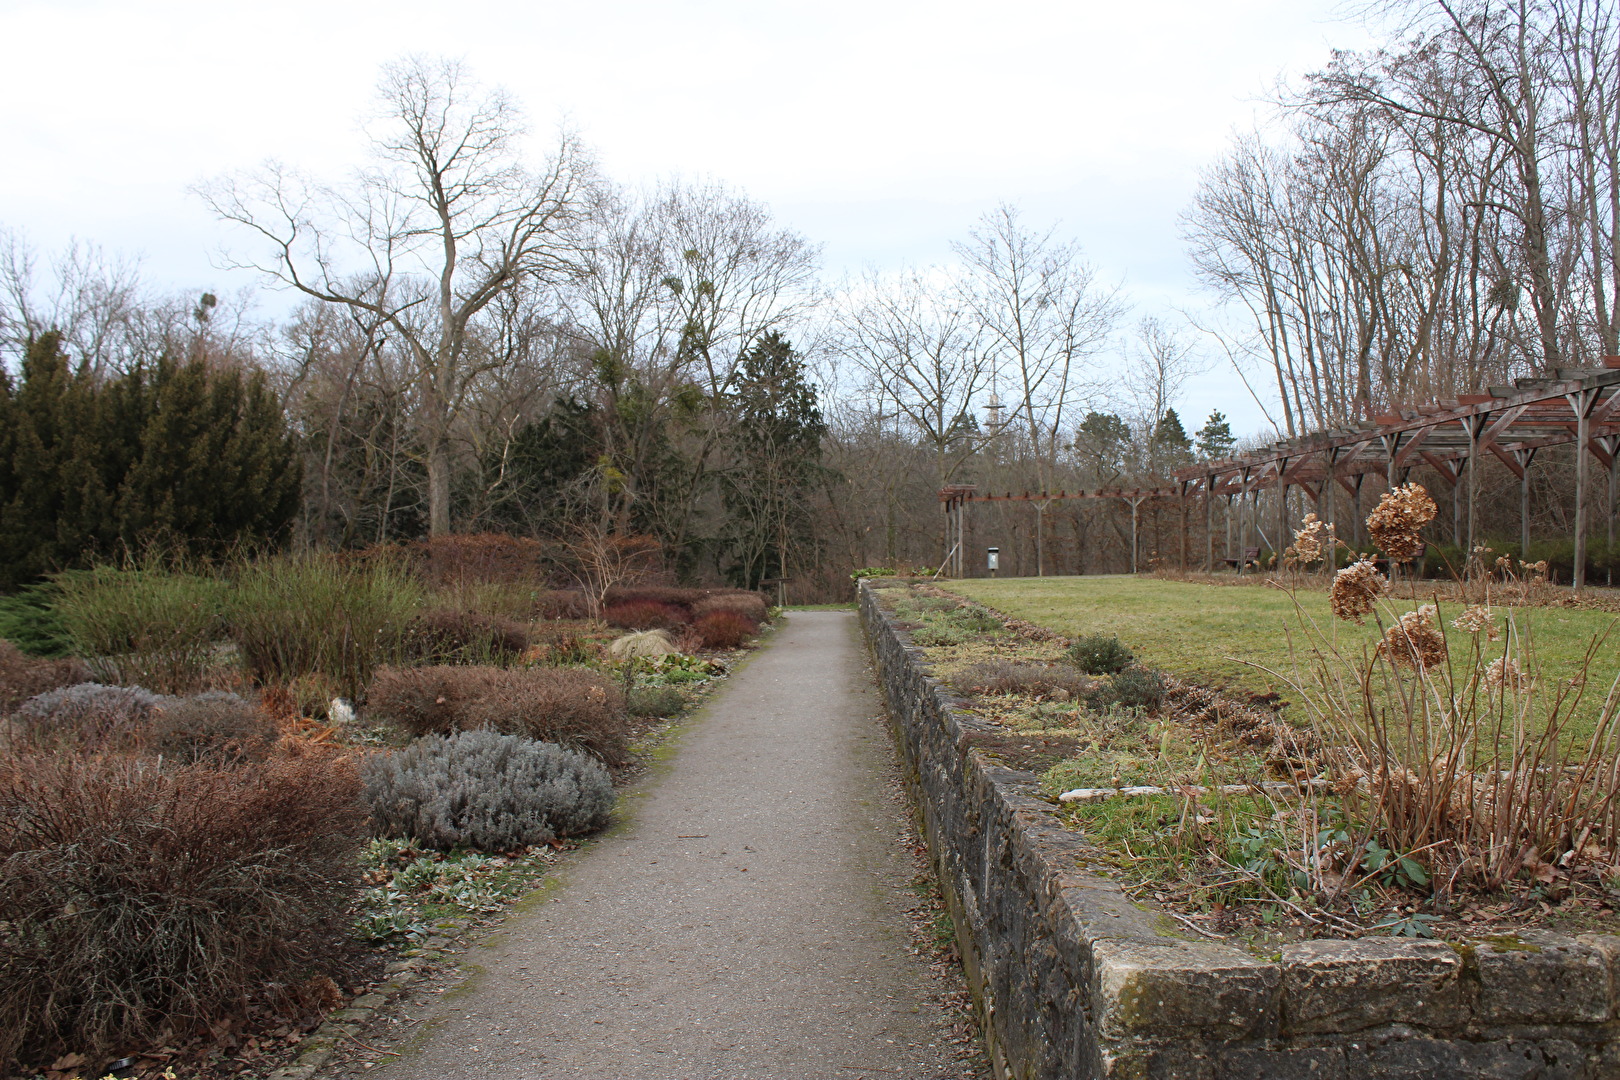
[0,0,1377,438]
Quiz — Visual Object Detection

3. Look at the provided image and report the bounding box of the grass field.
[943,575,1620,719]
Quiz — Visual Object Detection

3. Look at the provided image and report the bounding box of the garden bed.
[0,553,772,1080]
[863,577,1620,1078]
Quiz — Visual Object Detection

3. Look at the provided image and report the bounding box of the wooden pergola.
[940,357,1620,590]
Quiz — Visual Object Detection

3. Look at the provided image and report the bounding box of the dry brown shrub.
[691,610,758,650]
[603,586,704,612]
[0,641,91,716]
[1329,558,1388,624]
[953,660,1092,701]
[400,610,530,665]
[1367,483,1437,561]
[0,743,363,1071]
[366,665,630,765]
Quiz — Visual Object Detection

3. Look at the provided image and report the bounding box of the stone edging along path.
[859,581,1620,1080]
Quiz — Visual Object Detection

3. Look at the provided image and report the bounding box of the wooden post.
[1277,457,1291,568]
[1205,477,1216,573]
[1518,449,1536,557]
[1179,488,1189,572]
[1573,390,1596,593]
[1129,497,1141,574]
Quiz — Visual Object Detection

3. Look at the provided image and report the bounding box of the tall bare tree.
[200,55,594,535]
[954,204,1124,574]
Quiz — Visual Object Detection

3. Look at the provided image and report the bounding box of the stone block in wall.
[1095,937,1281,1041]
[1475,932,1612,1025]
[1280,939,1465,1035]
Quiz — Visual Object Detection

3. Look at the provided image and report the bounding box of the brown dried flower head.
[1366,483,1437,561]
[1519,559,1549,579]
[1329,557,1387,624]
[1378,604,1448,670]
[1483,656,1527,692]
[1450,604,1499,640]
[1287,513,1333,565]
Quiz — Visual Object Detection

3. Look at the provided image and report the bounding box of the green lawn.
[943,575,1620,710]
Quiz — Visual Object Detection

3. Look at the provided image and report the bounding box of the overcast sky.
[0,0,1376,439]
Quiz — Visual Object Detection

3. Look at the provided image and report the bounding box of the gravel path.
[346,611,967,1080]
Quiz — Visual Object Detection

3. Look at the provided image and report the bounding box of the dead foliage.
[0,641,92,716]
[0,742,364,1072]
[366,665,631,765]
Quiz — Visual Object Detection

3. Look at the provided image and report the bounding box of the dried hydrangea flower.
[1378,604,1448,669]
[1366,483,1437,562]
[1329,557,1387,624]
[1288,513,1333,565]
[1450,604,1499,640]
[1484,656,1526,691]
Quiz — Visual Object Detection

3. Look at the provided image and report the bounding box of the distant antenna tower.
[984,393,1005,435]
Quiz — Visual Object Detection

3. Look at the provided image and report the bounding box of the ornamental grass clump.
[954,660,1092,701]
[363,730,613,852]
[51,564,228,693]
[228,554,423,699]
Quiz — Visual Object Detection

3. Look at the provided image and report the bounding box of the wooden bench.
[1221,546,1261,571]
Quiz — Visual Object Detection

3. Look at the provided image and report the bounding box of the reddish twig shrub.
[692,592,769,623]
[366,665,630,765]
[0,642,93,716]
[534,590,590,620]
[603,600,689,631]
[603,586,703,611]
[408,533,551,587]
[692,610,759,650]
[0,743,364,1070]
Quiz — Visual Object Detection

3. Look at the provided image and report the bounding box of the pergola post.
[1572,389,1599,593]
[1179,486,1189,572]
[1516,448,1537,558]
[1129,497,1141,574]
[1277,457,1291,565]
[1205,477,1216,573]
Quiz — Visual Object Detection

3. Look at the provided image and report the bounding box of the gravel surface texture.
[337,611,968,1080]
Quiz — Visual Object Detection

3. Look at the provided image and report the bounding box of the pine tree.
[722,332,827,588]
[1150,408,1194,471]
[0,341,301,588]
[1195,410,1236,461]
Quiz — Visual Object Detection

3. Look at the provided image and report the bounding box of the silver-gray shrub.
[10,682,170,751]
[362,730,614,851]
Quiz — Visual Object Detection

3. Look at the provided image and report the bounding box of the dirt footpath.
[337,611,971,1080]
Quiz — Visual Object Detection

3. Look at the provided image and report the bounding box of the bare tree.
[834,265,991,490]
[954,204,1125,574]
[200,55,594,535]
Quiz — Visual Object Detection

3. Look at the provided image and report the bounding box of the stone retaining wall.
[859,582,1620,1079]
